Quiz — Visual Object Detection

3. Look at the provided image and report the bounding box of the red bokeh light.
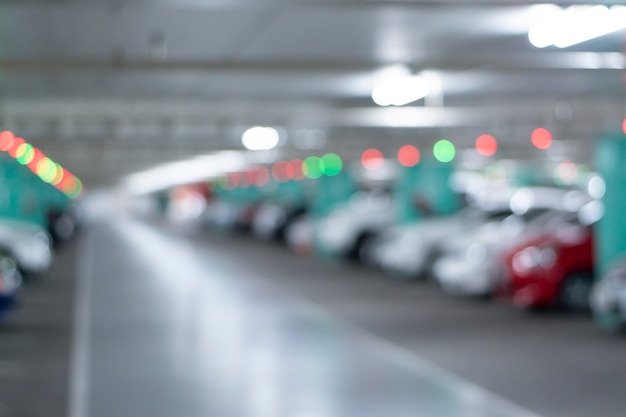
[531,128,552,150]
[8,137,25,158]
[289,159,305,180]
[397,145,420,167]
[622,118,626,134]
[475,134,498,156]
[228,172,240,188]
[59,173,77,193]
[361,148,384,170]
[0,131,15,152]
[247,169,256,185]
[27,148,45,172]
[272,161,289,182]
[254,165,270,186]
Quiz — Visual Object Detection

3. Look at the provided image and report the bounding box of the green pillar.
[593,134,626,329]
[594,135,626,275]
[313,171,356,218]
[395,164,422,224]
[397,159,458,222]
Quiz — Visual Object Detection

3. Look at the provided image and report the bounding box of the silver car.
[590,259,626,331]
[432,188,591,297]
[0,219,54,276]
[317,189,395,261]
[371,204,513,279]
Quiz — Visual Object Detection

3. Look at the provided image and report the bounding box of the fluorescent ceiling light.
[122,151,247,195]
[241,126,280,150]
[372,74,430,106]
[529,5,626,48]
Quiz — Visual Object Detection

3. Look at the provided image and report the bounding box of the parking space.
[0,237,78,417]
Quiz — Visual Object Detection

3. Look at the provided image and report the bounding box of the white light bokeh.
[242,126,280,151]
[529,5,626,48]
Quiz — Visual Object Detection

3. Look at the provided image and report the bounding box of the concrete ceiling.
[0,0,625,190]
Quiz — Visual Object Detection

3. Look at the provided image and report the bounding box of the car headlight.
[512,246,557,275]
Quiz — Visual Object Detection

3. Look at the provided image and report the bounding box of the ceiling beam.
[0,52,622,73]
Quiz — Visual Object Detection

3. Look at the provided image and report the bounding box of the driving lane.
[71,215,542,417]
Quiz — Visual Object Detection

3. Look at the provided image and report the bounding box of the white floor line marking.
[68,226,95,417]
[274,289,545,417]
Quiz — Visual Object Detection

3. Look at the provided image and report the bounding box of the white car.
[590,259,626,331]
[0,255,23,315]
[317,189,396,261]
[371,204,513,279]
[0,219,54,276]
[204,200,246,230]
[432,187,591,297]
[252,202,307,242]
[285,214,315,255]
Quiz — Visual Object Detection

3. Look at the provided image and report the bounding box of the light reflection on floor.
[77,216,542,417]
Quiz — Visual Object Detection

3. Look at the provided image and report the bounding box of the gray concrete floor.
[0,238,77,417]
[2,215,626,417]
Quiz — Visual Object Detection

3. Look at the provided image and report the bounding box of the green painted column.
[593,134,626,329]
[395,164,424,224]
[313,171,355,218]
[0,153,71,227]
[275,180,306,206]
[397,159,459,222]
[594,135,626,275]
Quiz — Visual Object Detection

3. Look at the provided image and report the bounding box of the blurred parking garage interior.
[3,1,626,417]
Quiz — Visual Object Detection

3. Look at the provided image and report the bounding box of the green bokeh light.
[303,156,322,179]
[433,140,455,163]
[320,153,342,176]
[16,143,34,165]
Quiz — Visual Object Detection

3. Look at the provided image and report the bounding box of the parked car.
[316,189,395,262]
[370,198,514,279]
[501,216,594,312]
[47,202,83,244]
[204,200,248,231]
[590,258,626,331]
[0,256,22,317]
[432,187,591,298]
[252,202,307,243]
[285,213,315,256]
[0,219,54,277]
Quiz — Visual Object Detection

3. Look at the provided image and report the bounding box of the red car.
[501,222,594,312]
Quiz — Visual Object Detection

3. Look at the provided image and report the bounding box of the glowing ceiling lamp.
[528,5,626,48]
[372,66,430,106]
[241,126,280,151]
